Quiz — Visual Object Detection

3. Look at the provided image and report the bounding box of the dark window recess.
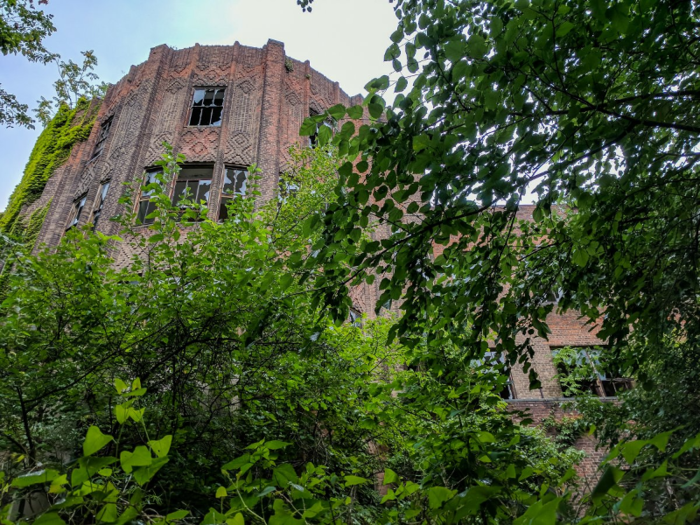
[91,181,110,230]
[189,88,225,126]
[137,169,161,225]
[66,194,88,230]
[91,117,112,159]
[349,307,363,328]
[172,166,213,220]
[552,347,633,398]
[219,167,247,221]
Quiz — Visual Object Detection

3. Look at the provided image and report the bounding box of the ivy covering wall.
[0,97,100,241]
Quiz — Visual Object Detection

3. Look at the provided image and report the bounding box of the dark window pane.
[200,107,213,126]
[192,89,205,106]
[138,201,156,224]
[179,167,214,180]
[222,171,234,194]
[234,171,247,194]
[219,200,229,222]
[197,179,212,203]
[189,106,202,126]
[203,89,215,106]
[92,210,101,229]
[211,107,222,126]
[172,181,189,206]
[214,89,225,106]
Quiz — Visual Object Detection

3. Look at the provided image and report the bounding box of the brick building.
[13,39,614,480]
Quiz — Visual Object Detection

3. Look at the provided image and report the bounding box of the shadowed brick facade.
[20,40,609,480]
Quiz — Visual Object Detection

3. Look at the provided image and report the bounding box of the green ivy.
[0,97,99,238]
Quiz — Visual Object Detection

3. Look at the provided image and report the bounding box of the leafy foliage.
[0,97,99,239]
[0,0,55,127]
[34,51,108,127]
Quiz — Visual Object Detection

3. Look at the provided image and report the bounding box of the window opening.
[172,166,213,221]
[552,346,632,398]
[66,194,88,230]
[189,88,225,127]
[91,181,110,230]
[349,307,363,328]
[137,169,161,225]
[219,167,247,221]
[91,117,112,160]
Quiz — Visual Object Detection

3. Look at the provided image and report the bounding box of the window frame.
[171,165,215,222]
[551,346,633,398]
[218,166,248,222]
[136,168,162,225]
[66,193,88,231]
[91,180,111,231]
[188,87,226,127]
[91,116,113,160]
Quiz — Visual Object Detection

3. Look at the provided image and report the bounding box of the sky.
[0,0,397,210]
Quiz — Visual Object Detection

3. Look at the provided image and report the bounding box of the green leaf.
[383,468,399,485]
[273,464,299,486]
[83,426,114,457]
[395,76,408,93]
[226,513,245,525]
[133,456,169,486]
[556,21,574,37]
[166,510,190,522]
[32,512,66,525]
[11,469,60,487]
[222,454,250,471]
[344,475,369,486]
[591,466,624,501]
[265,440,291,450]
[216,486,228,498]
[347,105,363,120]
[328,104,346,121]
[120,445,153,473]
[427,487,456,509]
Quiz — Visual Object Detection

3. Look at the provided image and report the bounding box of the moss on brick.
[0,97,100,239]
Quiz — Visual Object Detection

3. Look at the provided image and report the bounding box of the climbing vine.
[0,97,100,238]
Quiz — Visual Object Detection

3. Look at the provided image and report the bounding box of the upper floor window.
[189,88,225,127]
[219,167,247,221]
[173,166,213,220]
[66,194,88,230]
[552,346,633,398]
[91,181,110,230]
[137,169,161,225]
[91,117,112,160]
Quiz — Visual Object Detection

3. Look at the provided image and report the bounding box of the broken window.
[172,166,213,220]
[552,346,633,398]
[137,169,161,225]
[91,181,110,230]
[66,194,88,230]
[189,88,225,127]
[91,116,112,160]
[349,307,363,328]
[219,167,247,221]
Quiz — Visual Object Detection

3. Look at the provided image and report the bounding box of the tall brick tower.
[27,39,363,251]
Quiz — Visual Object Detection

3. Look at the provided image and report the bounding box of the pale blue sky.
[0,0,396,210]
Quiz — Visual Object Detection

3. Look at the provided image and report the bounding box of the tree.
[293,0,700,516]
[0,0,56,127]
[34,50,108,127]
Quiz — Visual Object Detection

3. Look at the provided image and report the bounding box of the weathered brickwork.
[25,40,610,476]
